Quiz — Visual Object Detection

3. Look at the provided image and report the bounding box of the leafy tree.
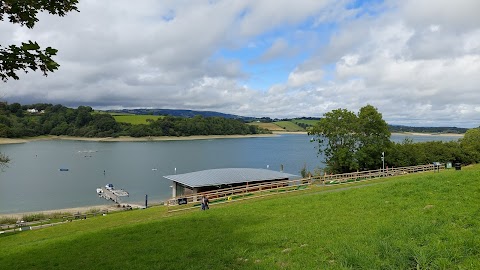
[91,114,120,135]
[7,102,21,113]
[460,127,480,163]
[0,0,79,81]
[0,115,12,126]
[50,122,70,135]
[387,138,470,167]
[310,105,392,173]
[75,107,92,127]
[310,108,359,173]
[356,105,392,170]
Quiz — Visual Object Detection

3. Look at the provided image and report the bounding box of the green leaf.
[21,41,40,51]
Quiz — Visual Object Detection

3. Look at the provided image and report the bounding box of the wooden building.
[164,168,298,198]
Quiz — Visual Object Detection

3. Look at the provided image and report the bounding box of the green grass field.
[113,114,163,124]
[274,121,305,131]
[292,119,319,126]
[1,166,480,269]
[247,122,285,131]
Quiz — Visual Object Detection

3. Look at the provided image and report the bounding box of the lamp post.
[381,152,385,176]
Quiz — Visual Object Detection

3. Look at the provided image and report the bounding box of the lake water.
[0,133,461,214]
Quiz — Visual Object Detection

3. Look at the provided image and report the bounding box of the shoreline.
[391,132,464,137]
[271,131,464,137]
[272,131,308,135]
[0,203,147,220]
[0,132,464,145]
[0,134,278,145]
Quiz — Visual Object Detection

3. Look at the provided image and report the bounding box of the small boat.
[59,168,69,172]
[105,183,114,190]
[96,188,103,194]
[152,168,158,171]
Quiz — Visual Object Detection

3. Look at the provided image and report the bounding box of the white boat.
[105,183,114,190]
[96,188,103,194]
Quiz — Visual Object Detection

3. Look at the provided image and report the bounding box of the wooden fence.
[167,178,313,212]
[167,163,444,212]
[0,210,110,234]
[314,164,444,185]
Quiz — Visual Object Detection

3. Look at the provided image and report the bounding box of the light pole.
[381,152,385,176]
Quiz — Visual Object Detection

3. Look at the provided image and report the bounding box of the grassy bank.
[1,166,479,269]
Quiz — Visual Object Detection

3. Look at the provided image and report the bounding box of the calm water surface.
[0,133,461,214]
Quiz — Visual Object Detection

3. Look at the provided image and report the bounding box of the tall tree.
[0,0,79,81]
[310,108,359,174]
[356,105,392,170]
[310,105,392,174]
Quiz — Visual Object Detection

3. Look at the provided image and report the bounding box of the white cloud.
[238,0,333,37]
[257,38,290,62]
[287,68,324,87]
[1,0,480,127]
[402,0,480,31]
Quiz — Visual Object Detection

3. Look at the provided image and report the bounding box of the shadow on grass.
[0,211,275,270]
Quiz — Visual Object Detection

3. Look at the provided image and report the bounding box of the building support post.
[192,188,199,202]
[172,181,177,198]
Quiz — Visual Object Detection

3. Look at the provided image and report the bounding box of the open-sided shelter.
[164,168,298,198]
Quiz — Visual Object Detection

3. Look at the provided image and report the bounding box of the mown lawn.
[1,166,479,269]
[113,114,163,124]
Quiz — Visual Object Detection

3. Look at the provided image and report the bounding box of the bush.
[22,213,47,222]
[85,208,102,214]
[46,212,71,219]
[0,216,18,225]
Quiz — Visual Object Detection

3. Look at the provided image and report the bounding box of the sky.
[1,0,480,127]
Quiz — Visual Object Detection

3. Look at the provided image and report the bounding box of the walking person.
[201,195,206,210]
[201,195,210,210]
[205,196,209,210]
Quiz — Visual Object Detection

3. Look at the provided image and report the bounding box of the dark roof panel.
[164,168,298,188]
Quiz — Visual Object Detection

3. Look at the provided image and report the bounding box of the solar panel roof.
[164,168,298,188]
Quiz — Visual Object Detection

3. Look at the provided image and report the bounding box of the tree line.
[0,103,270,138]
[310,105,479,174]
[389,125,467,134]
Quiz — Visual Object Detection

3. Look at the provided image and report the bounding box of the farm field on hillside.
[247,122,285,131]
[113,114,163,124]
[292,119,319,126]
[274,121,305,131]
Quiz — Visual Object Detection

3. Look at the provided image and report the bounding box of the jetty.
[97,184,129,204]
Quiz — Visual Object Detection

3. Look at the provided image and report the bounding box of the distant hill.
[104,108,254,120]
[388,125,468,134]
[103,109,468,134]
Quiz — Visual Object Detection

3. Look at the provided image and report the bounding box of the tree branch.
[0,41,60,81]
[0,0,79,28]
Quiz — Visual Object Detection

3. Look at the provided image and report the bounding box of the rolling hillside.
[1,165,479,269]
